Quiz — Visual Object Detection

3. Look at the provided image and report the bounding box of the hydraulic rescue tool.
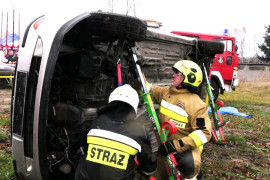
[131,47,183,180]
[203,64,226,144]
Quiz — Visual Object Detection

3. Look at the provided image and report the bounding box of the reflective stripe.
[198,145,203,152]
[188,130,208,147]
[0,76,14,78]
[86,144,129,170]
[189,132,202,147]
[160,100,188,123]
[88,129,141,153]
[194,130,208,144]
[161,100,188,117]
[160,106,188,123]
[87,136,138,155]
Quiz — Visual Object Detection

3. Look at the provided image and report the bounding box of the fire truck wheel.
[0,79,9,89]
[211,81,219,102]
[197,40,224,56]
[87,12,147,41]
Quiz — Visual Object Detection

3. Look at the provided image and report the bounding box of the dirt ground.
[0,89,12,175]
[201,123,270,179]
[0,89,12,149]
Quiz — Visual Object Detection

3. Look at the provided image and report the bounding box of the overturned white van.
[11,11,223,180]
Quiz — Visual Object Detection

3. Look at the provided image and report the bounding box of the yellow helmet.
[172,60,203,92]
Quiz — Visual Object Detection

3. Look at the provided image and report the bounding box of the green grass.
[0,131,9,139]
[201,81,270,179]
[0,148,14,180]
[0,117,10,126]
[0,89,15,180]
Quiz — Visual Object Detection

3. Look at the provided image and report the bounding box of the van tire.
[87,12,147,41]
[197,40,224,55]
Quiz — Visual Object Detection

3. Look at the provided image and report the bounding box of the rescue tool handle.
[131,48,180,180]
[203,63,225,144]
[117,59,122,86]
[203,63,214,103]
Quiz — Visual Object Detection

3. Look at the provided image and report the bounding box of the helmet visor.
[172,68,183,76]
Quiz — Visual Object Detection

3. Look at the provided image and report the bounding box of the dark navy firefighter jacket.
[75,101,157,180]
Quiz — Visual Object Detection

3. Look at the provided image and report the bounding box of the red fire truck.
[171,30,239,101]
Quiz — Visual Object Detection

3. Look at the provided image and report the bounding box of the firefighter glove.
[158,140,177,156]
[136,166,151,178]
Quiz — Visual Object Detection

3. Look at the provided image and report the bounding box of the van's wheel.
[87,12,147,41]
[211,81,219,102]
[197,40,224,56]
[0,79,8,89]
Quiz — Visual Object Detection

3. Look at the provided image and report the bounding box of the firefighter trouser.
[153,148,201,180]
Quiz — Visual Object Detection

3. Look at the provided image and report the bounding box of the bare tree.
[253,33,261,57]
[132,0,137,17]
[125,0,131,15]
[107,0,114,12]
[107,0,137,16]
[125,0,137,16]
[234,25,246,57]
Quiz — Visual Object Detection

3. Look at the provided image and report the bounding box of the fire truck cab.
[171,30,239,101]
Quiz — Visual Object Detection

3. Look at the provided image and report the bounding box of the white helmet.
[109,84,139,113]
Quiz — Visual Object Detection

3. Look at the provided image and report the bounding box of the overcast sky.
[2,0,270,57]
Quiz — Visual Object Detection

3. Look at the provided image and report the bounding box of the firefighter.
[147,60,212,180]
[75,84,157,180]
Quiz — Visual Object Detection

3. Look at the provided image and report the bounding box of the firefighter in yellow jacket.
[148,60,212,179]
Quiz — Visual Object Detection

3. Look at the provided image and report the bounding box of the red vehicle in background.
[171,30,239,101]
[0,9,20,88]
[1,9,20,63]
